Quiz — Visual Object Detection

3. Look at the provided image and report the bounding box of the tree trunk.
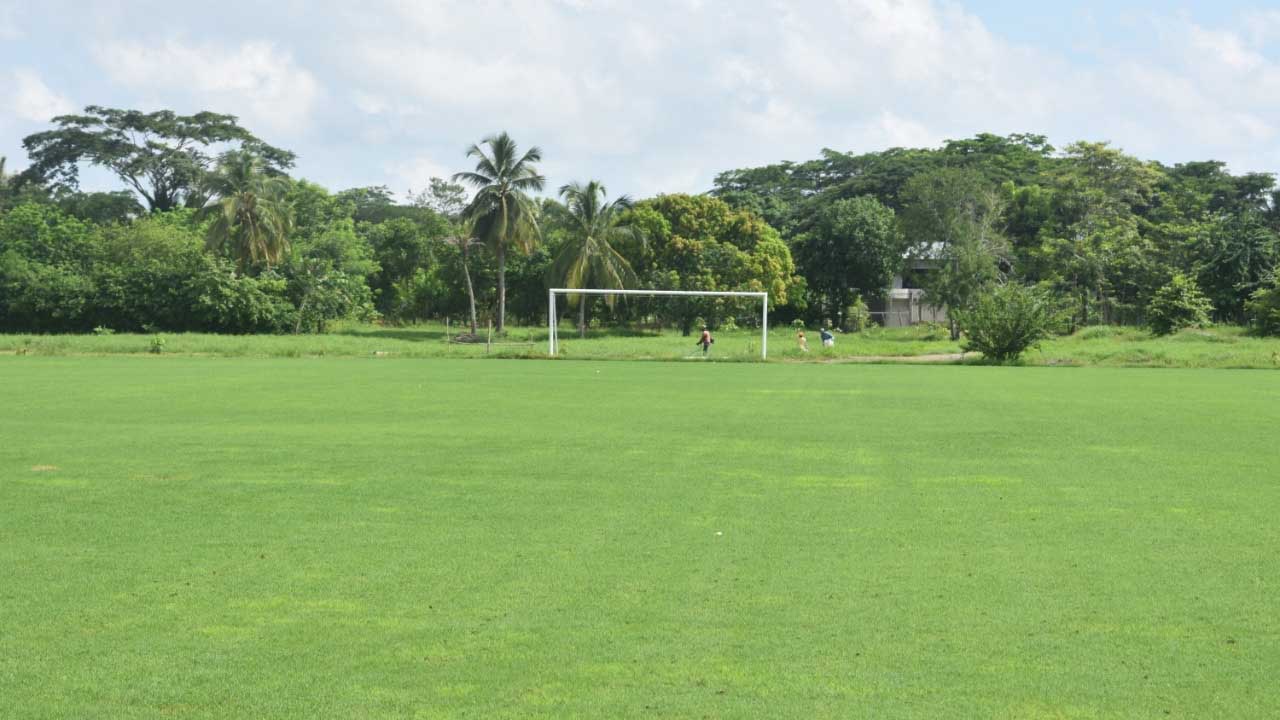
[294,291,310,335]
[496,244,506,334]
[461,248,478,335]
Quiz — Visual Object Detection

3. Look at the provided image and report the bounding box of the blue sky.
[2,1,1279,201]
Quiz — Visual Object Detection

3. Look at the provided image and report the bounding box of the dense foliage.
[952,283,1057,363]
[1244,276,1280,337]
[713,134,1280,331]
[3,110,1279,337]
[1146,274,1214,336]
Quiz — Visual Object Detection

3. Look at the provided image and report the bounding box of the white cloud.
[13,1,1280,196]
[93,39,321,135]
[10,69,74,122]
[388,154,455,197]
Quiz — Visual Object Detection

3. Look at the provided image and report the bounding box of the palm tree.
[551,180,644,337]
[199,151,294,272]
[444,223,484,336]
[453,132,544,333]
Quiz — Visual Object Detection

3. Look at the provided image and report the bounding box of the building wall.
[882,287,947,327]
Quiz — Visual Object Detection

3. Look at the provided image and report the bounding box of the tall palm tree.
[551,180,644,337]
[453,132,544,333]
[444,223,484,336]
[199,151,294,272]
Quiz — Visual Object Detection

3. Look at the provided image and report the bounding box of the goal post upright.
[547,288,770,360]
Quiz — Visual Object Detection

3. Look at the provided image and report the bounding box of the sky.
[2,0,1279,201]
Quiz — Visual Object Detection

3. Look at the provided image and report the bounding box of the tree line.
[2,110,1278,338]
[713,133,1280,336]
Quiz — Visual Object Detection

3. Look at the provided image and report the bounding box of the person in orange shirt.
[797,329,809,352]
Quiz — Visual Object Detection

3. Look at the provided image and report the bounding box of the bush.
[953,283,1056,363]
[791,318,805,329]
[1147,274,1213,336]
[844,295,871,332]
[1246,277,1280,337]
[916,321,949,341]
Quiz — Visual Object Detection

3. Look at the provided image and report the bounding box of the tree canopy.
[20,106,294,212]
[4,112,1278,337]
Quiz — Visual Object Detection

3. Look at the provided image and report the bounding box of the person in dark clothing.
[819,327,835,348]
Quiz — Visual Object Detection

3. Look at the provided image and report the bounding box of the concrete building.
[873,257,947,327]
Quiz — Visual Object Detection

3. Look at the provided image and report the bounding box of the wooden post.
[486,319,492,354]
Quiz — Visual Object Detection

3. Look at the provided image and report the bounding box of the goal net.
[547,289,770,360]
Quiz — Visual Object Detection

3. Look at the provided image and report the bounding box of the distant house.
[872,257,947,327]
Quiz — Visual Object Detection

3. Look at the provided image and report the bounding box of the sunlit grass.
[2,322,1278,368]
[3,357,1277,717]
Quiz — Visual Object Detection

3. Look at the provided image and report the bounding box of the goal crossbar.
[547,288,769,359]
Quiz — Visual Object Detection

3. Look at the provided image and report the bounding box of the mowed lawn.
[1,358,1277,719]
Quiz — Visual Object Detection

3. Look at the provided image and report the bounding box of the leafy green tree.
[0,202,99,332]
[900,168,1008,339]
[362,216,450,320]
[953,282,1057,363]
[792,195,902,329]
[409,177,469,222]
[1043,142,1164,326]
[92,210,208,330]
[199,151,295,272]
[1245,276,1280,337]
[288,180,357,242]
[549,180,644,336]
[20,106,294,212]
[1190,212,1279,322]
[286,218,380,332]
[630,194,801,334]
[1147,273,1213,335]
[443,228,484,335]
[56,191,144,225]
[453,131,545,332]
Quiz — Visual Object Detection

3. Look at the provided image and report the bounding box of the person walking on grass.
[819,327,835,348]
[797,329,809,352]
[696,326,714,356]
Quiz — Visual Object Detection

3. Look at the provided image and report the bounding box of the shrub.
[1147,274,1213,336]
[791,318,806,329]
[844,295,871,332]
[916,321,949,341]
[1245,277,1280,337]
[149,335,166,354]
[953,283,1056,363]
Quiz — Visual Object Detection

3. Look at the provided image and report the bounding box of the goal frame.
[547,288,770,359]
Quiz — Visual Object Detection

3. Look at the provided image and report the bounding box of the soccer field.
[2,357,1277,718]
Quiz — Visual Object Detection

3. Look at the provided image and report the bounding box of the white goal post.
[547,288,770,359]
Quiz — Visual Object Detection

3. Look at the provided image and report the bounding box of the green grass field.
[3,357,1278,718]
[4,322,1280,368]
